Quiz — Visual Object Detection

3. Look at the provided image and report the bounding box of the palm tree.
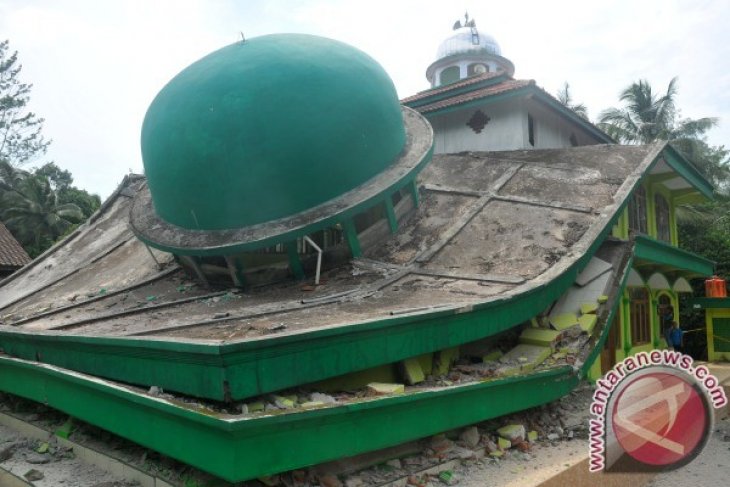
[556,82,589,120]
[598,77,717,145]
[1,172,83,255]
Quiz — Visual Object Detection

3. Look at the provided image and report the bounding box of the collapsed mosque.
[0,18,716,482]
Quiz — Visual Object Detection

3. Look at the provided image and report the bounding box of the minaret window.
[440,66,460,85]
[468,63,489,76]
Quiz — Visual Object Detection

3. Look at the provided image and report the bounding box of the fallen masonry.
[0,384,596,486]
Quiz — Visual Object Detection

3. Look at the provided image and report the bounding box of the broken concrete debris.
[577,313,597,333]
[518,328,561,347]
[433,347,459,376]
[401,357,426,385]
[310,392,337,404]
[367,383,405,395]
[579,302,597,315]
[24,468,45,481]
[496,424,526,443]
[549,313,579,331]
[458,426,480,449]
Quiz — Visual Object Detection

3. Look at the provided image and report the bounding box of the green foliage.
[678,196,730,277]
[0,40,50,166]
[0,41,101,258]
[1,170,84,257]
[598,77,718,145]
[0,164,101,257]
[35,162,73,190]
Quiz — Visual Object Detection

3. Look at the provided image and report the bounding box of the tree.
[35,162,73,190]
[1,172,83,257]
[555,82,589,120]
[598,77,717,145]
[0,40,50,166]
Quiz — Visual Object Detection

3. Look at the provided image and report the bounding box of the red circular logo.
[611,370,710,467]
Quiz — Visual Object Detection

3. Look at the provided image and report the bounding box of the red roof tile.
[401,71,508,104]
[0,222,30,268]
[413,79,534,114]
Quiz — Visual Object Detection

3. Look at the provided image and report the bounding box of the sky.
[1,0,729,198]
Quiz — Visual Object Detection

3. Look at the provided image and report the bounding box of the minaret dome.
[426,13,514,87]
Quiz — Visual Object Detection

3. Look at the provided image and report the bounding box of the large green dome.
[141,34,407,231]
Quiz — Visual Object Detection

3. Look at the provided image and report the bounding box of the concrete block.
[519,328,562,347]
[309,364,397,392]
[497,437,511,450]
[274,396,296,409]
[300,401,326,409]
[498,344,552,375]
[54,417,74,439]
[550,313,579,331]
[433,347,459,376]
[400,358,425,385]
[459,426,480,448]
[482,349,503,363]
[367,383,405,395]
[497,365,522,377]
[578,314,598,334]
[580,302,598,315]
[417,353,433,375]
[247,401,265,413]
[497,424,526,443]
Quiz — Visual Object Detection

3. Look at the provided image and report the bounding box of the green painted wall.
[707,309,730,361]
[141,34,406,230]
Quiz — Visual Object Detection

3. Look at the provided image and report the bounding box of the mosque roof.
[0,222,30,270]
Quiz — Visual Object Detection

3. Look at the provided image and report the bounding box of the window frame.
[629,287,651,346]
[654,192,671,243]
[628,186,648,235]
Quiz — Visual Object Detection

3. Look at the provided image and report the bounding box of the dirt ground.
[0,423,134,487]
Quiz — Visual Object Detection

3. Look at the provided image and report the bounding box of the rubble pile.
[262,385,595,487]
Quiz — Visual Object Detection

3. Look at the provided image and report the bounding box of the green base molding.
[0,356,577,482]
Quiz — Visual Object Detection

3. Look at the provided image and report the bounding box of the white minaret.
[426,13,514,87]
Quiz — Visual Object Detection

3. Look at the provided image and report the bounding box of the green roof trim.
[529,88,614,144]
[418,84,613,144]
[421,85,533,117]
[0,193,624,401]
[404,73,510,108]
[0,355,577,482]
[661,143,714,199]
[634,234,714,277]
